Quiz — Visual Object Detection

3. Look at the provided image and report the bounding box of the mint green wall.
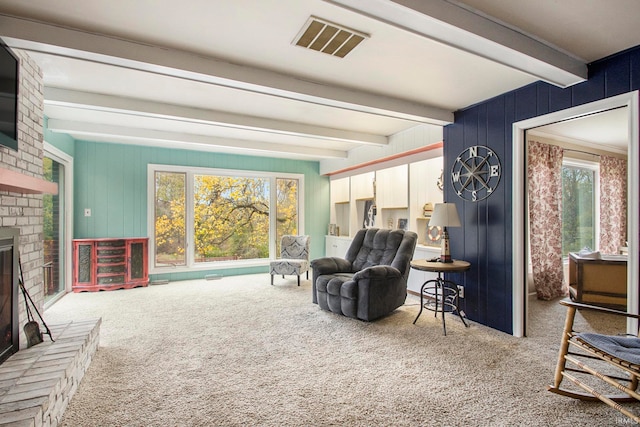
[71,139,329,280]
[44,117,75,156]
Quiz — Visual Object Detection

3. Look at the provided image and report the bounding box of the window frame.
[147,164,304,274]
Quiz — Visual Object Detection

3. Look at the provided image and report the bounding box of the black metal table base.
[413,274,469,335]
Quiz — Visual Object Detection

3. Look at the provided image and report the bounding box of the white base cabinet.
[407,245,441,295]
[325,236,353,258]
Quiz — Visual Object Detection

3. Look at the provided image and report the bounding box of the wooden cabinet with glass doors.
[72,238,149,292]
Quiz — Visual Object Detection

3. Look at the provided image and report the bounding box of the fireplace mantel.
[0,167,58,195]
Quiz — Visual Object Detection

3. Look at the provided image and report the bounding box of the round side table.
[410,259,471,335]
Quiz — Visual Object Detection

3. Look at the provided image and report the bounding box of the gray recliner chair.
[311,228,417,321]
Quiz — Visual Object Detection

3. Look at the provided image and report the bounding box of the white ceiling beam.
[325,0,587,87]
[44,88,387,145]
[46,119,349,159]
[0,14,453,125]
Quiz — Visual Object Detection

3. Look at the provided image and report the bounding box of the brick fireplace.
[0,45,101,427]
[0,49,49,352]
[0,228,18,364]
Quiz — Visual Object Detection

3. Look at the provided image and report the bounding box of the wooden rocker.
[548,300,640,423]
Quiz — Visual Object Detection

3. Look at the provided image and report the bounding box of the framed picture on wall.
[397,218,408,231]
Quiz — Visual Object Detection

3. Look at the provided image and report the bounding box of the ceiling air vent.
[293,17,368,58]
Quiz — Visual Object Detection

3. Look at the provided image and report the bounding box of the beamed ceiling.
[0,0,638,169]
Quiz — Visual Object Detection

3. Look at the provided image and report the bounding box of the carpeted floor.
[44,274,635,426]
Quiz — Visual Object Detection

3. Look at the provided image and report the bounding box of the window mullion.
[186,171,195,268]
[269,176,277,259]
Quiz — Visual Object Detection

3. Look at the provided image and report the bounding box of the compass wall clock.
[451,145,501,202]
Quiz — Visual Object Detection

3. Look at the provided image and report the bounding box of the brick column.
[0,49,46,349]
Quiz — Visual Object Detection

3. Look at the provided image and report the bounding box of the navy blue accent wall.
[443,45,640,334]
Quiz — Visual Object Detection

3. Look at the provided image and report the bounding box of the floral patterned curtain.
[599,155,627,254]
[527,140,568,300]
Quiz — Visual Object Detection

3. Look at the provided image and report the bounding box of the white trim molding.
[146,164,305,275]
[43,142,74,301]
[512,91,639,337]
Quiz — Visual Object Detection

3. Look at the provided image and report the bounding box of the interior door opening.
[512,92,639,337]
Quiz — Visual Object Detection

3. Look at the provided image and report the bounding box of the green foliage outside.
[43,157,54,240]
[562,166,595,254]
[155,172,186,265]
[275,178,299,254]
[154,172,298,265]
[193,175,270,261]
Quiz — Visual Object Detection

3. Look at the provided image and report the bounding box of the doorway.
[512,92,640,337]
[43,143,73,307]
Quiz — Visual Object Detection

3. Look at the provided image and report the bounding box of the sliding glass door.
[43,156,64,303]
[43,144,73,306]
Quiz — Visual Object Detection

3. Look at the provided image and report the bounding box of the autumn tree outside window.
[150,165,303,271]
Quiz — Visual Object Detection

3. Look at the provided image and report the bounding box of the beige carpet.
[44,274,634,426]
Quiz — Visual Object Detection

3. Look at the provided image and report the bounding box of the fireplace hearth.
[0,228,19,365]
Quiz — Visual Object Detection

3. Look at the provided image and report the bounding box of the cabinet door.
[325,236,352,258]
[330,177,350,203]
[336,238,351,258]
[127,239,148,284]
[74,242,94,286]
[407,246,440,294]
[351,172,374,200]
[96,240,126,286]
[376,165,408,208]
[325,236,339,257]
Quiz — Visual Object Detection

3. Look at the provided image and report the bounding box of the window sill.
[149,259,270,275]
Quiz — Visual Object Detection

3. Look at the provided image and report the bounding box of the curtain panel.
[527,140,568,300]
[599,155,627,254]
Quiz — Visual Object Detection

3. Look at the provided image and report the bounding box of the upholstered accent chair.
[311,228,417,321]
[270,235,310,286]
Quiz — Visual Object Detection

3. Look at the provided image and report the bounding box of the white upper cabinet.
[330,177,350,203]
[409,158,444,217]
[376,165,408,208]
[351,172,375,200]
[409,157,444,245]
[330,177,350,235]
[326,155,444,247]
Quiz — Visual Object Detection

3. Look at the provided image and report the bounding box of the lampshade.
[428,203,461,228]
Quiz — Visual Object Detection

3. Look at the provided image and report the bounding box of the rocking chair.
[548,300,640,423]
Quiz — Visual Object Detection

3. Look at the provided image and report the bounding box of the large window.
[561,159,599,255]
[275,177,299,254]
[150,165,303,270]
[154,171,186,267]
[193,174,270,262]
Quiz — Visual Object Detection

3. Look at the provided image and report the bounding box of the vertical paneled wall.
[444,45,640,334]
[70,140,329,270]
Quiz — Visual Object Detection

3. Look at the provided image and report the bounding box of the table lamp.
[428,203,461,263]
